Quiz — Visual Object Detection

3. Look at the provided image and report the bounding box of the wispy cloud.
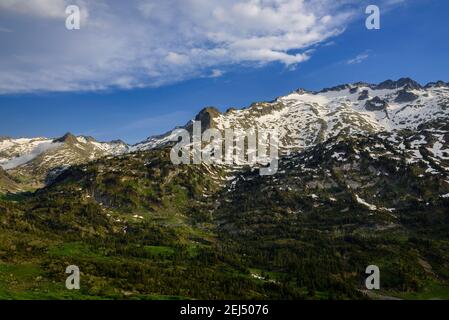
[209,69,224,78]
[347,53,370,65]
[0,0,403,94]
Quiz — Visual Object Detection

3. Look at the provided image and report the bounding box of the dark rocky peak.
[358,90,370,101]
[295,88,313,95]
[349,87,359,94]
[376,78,422,90]
[317,81,373,94]
[352,81,371,88]
[394,87,420,103]
[376,80,395,89]
[225,107,237,114]
[54,132,78,144]
[109,139,127,145]
[319,84,351,93]
[425,80,449,88]
[350,82,376,94]
[192,107,221,131]
[79,135,97,143]
[365,96,389,111]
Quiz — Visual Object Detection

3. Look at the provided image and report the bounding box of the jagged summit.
[81,135,98,143]
[109,139,127,145]
[296,78,426,95]
[133,78,449,153]
[53,133,102,144]
[193,107,222,130]
[376,77,422,90]
[310,77,448,94]
[425,80,449,88]
[54,132,78,143]
[319,84,352,93]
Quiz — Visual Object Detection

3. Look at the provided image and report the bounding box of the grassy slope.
[0,144,448,300]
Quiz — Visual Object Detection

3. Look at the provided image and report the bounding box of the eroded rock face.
[365,96,388,111]
[192,107,222,131]
[349,87,359,94]
[395,88,420,103]
[358,90,369,101]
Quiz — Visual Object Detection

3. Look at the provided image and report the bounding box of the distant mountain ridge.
[1,78,448,190]
[135,77,449,154]
[0,133,128,188]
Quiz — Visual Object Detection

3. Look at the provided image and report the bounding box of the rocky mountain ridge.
[135,78,449,155]
[1,78,448,189]
[0,133,128,188]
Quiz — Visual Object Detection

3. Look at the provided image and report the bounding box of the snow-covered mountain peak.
[1,78,447,188]
[0,133,129,186]
[134,78,448,154]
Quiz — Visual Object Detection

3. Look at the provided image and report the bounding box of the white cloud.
[209,69,224,78]
[0,0,401,94]
[165,52,190,66]
[347,53,370,65]
[0,0,89,19]
[0,0,67,18]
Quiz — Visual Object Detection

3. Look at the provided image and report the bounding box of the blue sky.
[1,0,448,144]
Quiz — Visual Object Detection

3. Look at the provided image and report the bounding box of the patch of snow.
[355,194,377,211]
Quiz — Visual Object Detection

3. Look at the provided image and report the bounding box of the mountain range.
[2,77,448,188]
[1,78,448,300]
